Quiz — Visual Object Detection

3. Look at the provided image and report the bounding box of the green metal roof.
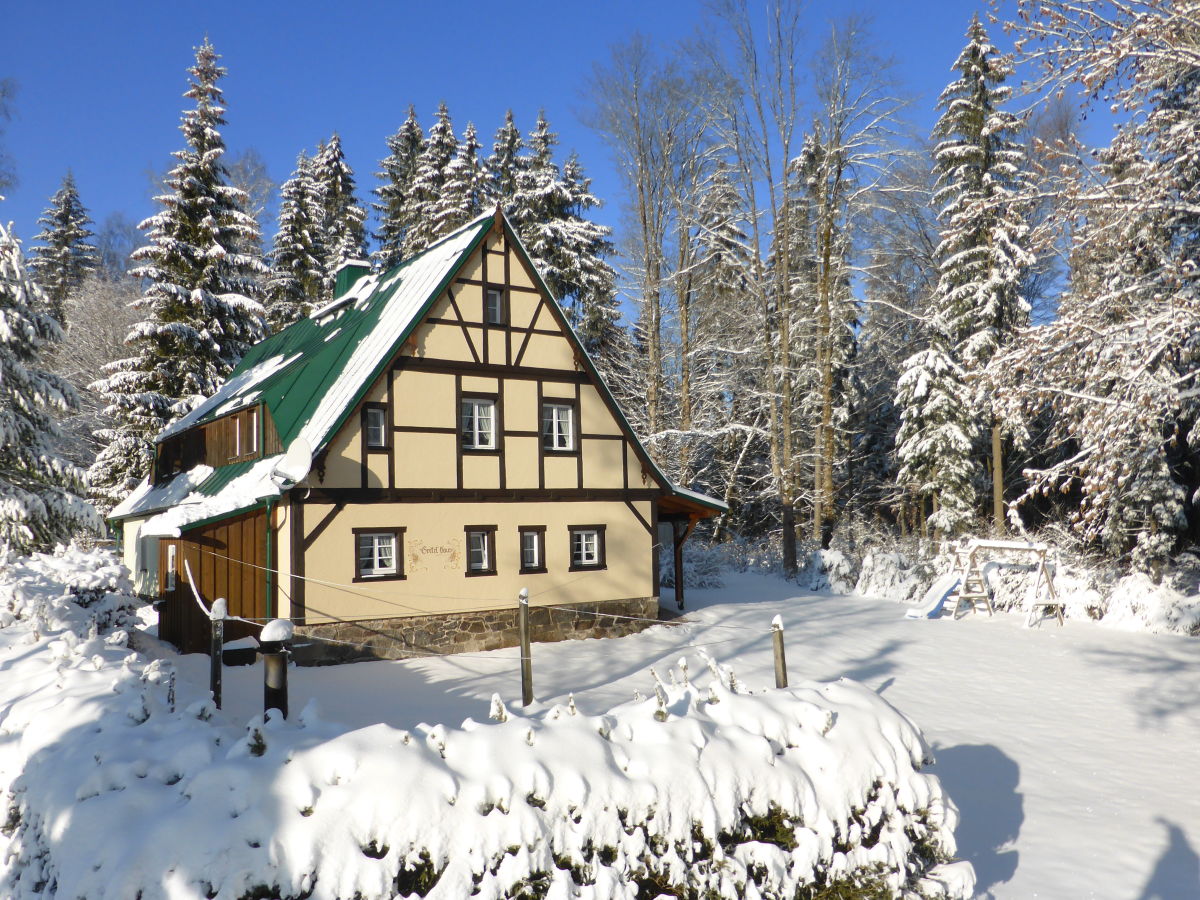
[157,214,494,455]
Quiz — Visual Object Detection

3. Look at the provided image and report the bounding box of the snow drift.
[0,549,973,899]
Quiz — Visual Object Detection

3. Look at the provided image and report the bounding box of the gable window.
[354,528,405,581]
[364,405,388,449]
[519,526,546,574]
[465,526,497,576]
[542,402,575,451]
[485,287,505,325]
[460,397,497,450]
[569,525,607,571]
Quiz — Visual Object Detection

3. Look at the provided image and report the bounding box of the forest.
[2,0,1198,583]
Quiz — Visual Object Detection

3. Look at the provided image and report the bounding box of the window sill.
[519,566,547,575]
[353,573,406,583]
[465,569,498,577]
[542,447,579,455]
[462,447,501,455]
[569,564,607,573]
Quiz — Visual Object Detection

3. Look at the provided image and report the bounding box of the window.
[460,397,497,450]
[247,410,258,454]
[465,526,497,576]
[485,287,505,325]
[354,529,405,581]
[519,526,546,574]
[365,405,388,449]
[569,525,607,571]
[230,415,241,459]
[542,402,575,451]
[166,543,177,591]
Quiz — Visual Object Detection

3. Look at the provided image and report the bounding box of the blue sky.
[1,0,1011,252]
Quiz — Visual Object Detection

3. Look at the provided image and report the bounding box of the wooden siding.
[157,507,267,653]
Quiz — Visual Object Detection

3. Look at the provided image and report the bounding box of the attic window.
[485,287,505,325]
[364,405,388,449]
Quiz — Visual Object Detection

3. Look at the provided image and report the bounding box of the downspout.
[265,497,277,620]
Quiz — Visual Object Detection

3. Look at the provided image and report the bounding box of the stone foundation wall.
[291,596,662,665]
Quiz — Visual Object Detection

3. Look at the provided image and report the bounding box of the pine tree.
[430,122,486,239]
[486,110,523,202]
[895,15,1032,536]
[506,112,615,335]
[29,171,97,327]
[312,133,367,298]
[373,106,426,269]
[266,152,324,331]
[89,38,266,507]
[931,14,1033,372]
[0,220,98,552]
[894,322,978,538]
[401,103,459,257]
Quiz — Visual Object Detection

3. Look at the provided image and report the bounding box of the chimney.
[333,258,372,298]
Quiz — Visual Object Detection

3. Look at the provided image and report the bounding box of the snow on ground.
[0,553,971,899]
[177,572,1200,899]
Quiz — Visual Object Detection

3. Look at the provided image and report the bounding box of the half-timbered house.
[109,210,724,657]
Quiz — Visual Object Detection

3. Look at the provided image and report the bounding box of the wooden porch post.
[673,520,685,610]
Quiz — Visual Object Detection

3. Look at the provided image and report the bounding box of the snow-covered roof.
[117,210,726,525]
[114,455,286,535]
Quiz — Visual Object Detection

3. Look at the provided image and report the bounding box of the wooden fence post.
[771,615,788,689]
[518,588,533,707]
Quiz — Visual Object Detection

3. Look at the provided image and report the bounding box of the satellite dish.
[271,437,313,486]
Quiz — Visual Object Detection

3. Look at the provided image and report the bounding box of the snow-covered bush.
[659,541,725,588]
[0,553,974,900]
[799,548,857,594]
[856,551,937,605]
[0,545,139,632]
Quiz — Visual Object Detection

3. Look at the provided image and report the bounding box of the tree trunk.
[992,421,1004,534]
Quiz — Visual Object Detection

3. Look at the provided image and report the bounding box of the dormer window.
[230,416,241,460]
[247,410,258,454]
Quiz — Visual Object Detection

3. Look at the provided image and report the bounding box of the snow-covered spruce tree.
[932,14,1033,372]
[993,0,1200,572]
[505,112,616,342]
[401,103,459,257]
[88,39,265,510]
[894,321,979,538]
[429,122,486,240]
[373,106,426,270]
[486,110,523,203]
[0,220,98,552]
[896,14,1032,536]
[266,152,324,331]
[29,171,97,328]
[312,133,367,299]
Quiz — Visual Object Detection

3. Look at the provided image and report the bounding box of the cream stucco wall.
[298,499,655,623]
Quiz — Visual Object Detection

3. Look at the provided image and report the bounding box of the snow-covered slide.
[906,574,960,619]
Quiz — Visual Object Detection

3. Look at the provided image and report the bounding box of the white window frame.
[365,407,388,449]
[485,287,505,325]
[230,415,241,459]
[542,402,575,451]
[525,532,544,566]
[247,410,258,454]
[460,398,497,450]
[356,532,398,578]
[466,528,496,575]
[166,543,177,590]
[571,528,602,568]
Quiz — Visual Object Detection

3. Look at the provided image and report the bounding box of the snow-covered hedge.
[0,551,974,900]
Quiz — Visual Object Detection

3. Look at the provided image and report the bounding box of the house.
[109,209,725,658]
